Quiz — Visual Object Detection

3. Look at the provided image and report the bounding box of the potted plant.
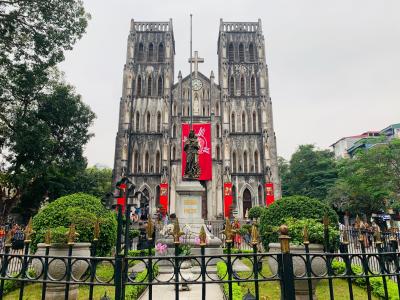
[259,196,339,299]
[31,193,117,300]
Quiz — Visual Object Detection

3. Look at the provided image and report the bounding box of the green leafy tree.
[278,156,290,196]
[327,139,400,219]
[285,145,337,200]
[72,167,113,199]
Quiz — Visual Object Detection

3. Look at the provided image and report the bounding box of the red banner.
[159,183,169,215]
[265,182,275,206]
[117,183,127,213]
[224,182,233,218]
[181,123,212,180]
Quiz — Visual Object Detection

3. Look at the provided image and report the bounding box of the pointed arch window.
[156,151,160,173]
[148,43,154,61]
[171,146,176,160]
[173,103,177,115]
[253,111,257,132]
[231,112,235,133]
[216,102,220,115]
[258,185,263,205]
[136,76,142,96]
[147,77,152,96]
[254,150,259,173]
[158,43,164,62]
[172,124,176,138]
[145,152,149,173]
[239,43,245,62]
[240,76,245,96]
[157,112,161,132]
[158,76,163,96]
[251,75,256,96]
[202,106,205,116]
[244,151,248,173]
[134,151,139,173]
[138,43,144,62]
[146,112,151,132]
[249,43,255,62]
[216,123,220,138]
[228,43,234,62]
[230,76,235,97]
[135,112,140,131]
[232,185,237,213]
[232,152,237,172]
[242,112,246,132]
[216,145,220,160]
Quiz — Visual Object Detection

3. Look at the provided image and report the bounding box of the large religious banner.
[265,182,275,206]
[223,182,233,218]
[181,123,212,180]
[159,182,169,215]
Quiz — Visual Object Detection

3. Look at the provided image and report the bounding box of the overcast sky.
[60,0,400,167]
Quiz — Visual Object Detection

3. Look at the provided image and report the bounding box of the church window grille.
[148,43,154,61]
[249,43,255,62]
[240,76,245,96]
[230,76,235,96]
[156,151,160,173]
[171,146,176,160]
[158,43,164,62]
[251,76,256,96]
[135,112,140,131]
[156,185,160,207]
[147,77,152,96]
[158,76,163,96]
[145,152,149,173]
[157,112,161,132]
[202,106,205,116]
[239,43,245,62]
[172,124,176,138]
[258,185,263,205]
[231,113,235,132]
[146,112,151,132]
[228,43,234,62]
[216,103,220,115]
[242,112,246,132]
[253,111,257,132]
[136,76,142,96]
[138,43,144,62]
[254,151,259,172]
[232,152,237,172]
[216,124,220,138]
[244,151,248,173]
[173,103,177,115]
[216,145,220,160]
[232,185,237,212]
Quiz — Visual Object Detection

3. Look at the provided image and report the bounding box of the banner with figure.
[181,123,212,180]
[159,183,168,215]
[224,182,233,218]
[265,182,275,206]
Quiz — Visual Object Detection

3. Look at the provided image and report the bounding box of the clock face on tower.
[192,79,203,91]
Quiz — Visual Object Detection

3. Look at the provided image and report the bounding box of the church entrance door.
[242,188,252,219]
[140,188,150,221]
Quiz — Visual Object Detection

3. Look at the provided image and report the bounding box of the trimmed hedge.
[332,260,399,300]
[32,193,117,256]
[248,206,265,219]
[259,195,338,249]
[216,261,243,300]
[125,265,159,299]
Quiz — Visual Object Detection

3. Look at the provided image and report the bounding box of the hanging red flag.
[181,123,212,180]
[159,182,169,215]
[265,182,275,206]
[224,182,233,218]
[116,183,127,213]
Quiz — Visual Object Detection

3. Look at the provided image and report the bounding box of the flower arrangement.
[155,242,168,255]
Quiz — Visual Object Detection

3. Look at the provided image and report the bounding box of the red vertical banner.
[159,183,169,215]
[117,183,127,213]
[224,182,233,218]
[265,182,275,206]
[181,123,212,180]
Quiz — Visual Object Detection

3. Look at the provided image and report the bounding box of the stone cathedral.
[113,19,281,220]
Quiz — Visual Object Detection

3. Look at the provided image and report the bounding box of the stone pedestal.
[157,181,222,264]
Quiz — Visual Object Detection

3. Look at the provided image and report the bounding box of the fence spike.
[94,219,100,241]
[251,223,259,246]
[146,218,154,241]
[303,225,309,244]
[279,224,290,253]
[24,217,35,243]
[45,229,52,245]
[172,218,184,244]
[221,218,235,243]
[199,225,207,246]
[67,224,79,245]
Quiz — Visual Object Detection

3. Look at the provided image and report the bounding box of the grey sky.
[60,0,400,167]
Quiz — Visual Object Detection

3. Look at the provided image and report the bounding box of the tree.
[5,81,95,217]
[72,167,113,199]
[285,145,337,200]
[278,156,290,196]
[327,140,400,219]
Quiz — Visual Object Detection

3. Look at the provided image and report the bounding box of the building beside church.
[113,18,281,219]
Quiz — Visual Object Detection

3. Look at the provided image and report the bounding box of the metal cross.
[188,51,204,78]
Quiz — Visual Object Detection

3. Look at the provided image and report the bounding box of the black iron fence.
[1,210,400,300]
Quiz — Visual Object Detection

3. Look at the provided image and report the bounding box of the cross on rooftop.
[188,51,204,78]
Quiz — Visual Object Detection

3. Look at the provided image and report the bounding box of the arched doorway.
[243,188,252,218]
[140,188,150,220]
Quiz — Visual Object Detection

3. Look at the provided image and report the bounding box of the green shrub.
[248,206,265,219]
[129,229,140,239]
[128,249,155,256]
[125,265,159,299]
[259,195,338,249]
[32,193,117,256]
[222,248,253,254]
[216,261,243,300]
[331,260,399,300]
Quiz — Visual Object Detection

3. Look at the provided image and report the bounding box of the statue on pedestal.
[183,129,201,179]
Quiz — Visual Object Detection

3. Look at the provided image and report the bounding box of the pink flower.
[155,242,168,255]
[194,237,200,245]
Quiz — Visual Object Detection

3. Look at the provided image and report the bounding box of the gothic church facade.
[113,19,281,219]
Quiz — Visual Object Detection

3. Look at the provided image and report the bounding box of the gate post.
[279,225,295,300]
